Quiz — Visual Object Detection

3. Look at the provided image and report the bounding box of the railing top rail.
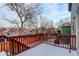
[48,34,76,37]
[0,35,7,40]
[7,33,44,38]
[0,34,76,40]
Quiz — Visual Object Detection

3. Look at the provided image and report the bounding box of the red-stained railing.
[6,39,30,56]
[43,34,76,51]
[6,34,43,56]
[0,36,9,52]
[0,34,76,56]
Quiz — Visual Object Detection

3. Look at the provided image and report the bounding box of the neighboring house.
[58,22,71,35]
[68,3,78,35]
[6,28,33,36]
[61,22,71,35]
[0,28,34,36]
[68,3,79,55]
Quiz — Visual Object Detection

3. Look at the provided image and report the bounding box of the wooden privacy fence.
[0,34,76,56]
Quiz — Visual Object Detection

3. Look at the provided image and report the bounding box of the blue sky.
[41,3,70,22]
[0,3,70,28]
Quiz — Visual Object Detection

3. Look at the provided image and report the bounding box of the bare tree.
[2,3,42,35]
[47,20,54,34]
[56,17,71,28]
[39,16,49,33]
[26,17,39,34]
[24,16,54,34]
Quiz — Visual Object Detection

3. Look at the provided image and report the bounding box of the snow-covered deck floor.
[17,43,77,56]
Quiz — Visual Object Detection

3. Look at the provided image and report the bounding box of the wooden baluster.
[25,37,27,50]
[9,40,10,56]
[69,36,71,53]
[23,37,25,50]
[20,37,22,52]
[14,39,15,55]
[66,37,67,49]
[16,39,18,54]
[10,40,12,56]
[18,38,20,53]
[20,38,22,52]
[12,39,14,55]
[21,37,23,52]
[1,39,2,51]
[21,38,23,51]
[71,37,72,49]
[62,36,64,48]
[65,37,67,48]
[17,40,19,54]
[0,39,1,51]
[4,39,5,51]
[0,40,2,51]
[75,36,76,50]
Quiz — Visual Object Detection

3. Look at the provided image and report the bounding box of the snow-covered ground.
[0,51,7,56]
[17,43,77,56]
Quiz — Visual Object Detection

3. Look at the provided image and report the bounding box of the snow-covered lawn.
[17,43,77,56]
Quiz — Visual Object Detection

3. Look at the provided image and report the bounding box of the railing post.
[1,39,2,51]
[4,36,7,52]
[69,36,71,53]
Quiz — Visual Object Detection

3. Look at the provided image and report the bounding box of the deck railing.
[7,34,43,56]
[0,34,43,56]
[0,34,76,56]
[43,34,76,51]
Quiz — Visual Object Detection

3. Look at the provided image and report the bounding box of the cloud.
[41,3,70,23]
[0,3,70,27]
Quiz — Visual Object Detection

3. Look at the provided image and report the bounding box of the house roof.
[62,22,71,26]
[68,3,72,11]
[58,22,71,28]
